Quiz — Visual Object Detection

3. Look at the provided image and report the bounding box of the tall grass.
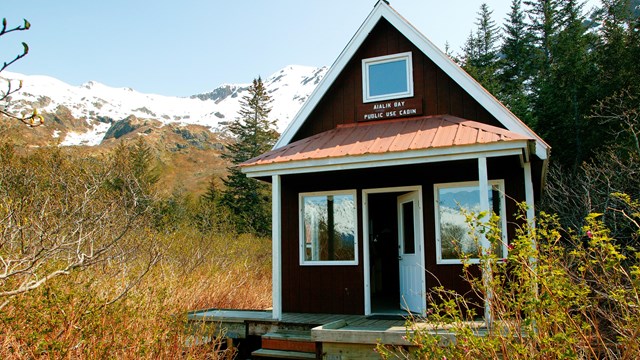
[0,143,272,359]
[0,228,271,359]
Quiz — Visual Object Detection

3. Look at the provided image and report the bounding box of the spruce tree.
[593,0,640,102]
[462,4,501,95]
[220,77,279,236]
[531,0,597,166]
[524,0,560,70]
[498,0,536,125]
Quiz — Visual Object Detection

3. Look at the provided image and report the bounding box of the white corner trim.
[272,175,282,320]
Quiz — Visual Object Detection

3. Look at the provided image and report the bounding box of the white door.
[397,191,424,313]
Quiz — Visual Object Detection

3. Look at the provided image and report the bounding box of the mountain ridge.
[1,64,327,147]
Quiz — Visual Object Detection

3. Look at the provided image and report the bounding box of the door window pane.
[402,201,415,254]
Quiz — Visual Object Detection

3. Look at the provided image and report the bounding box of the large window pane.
[436,181,505,263]
[369,59,408,97]
[362,52,413,103]
[302,192,356,263]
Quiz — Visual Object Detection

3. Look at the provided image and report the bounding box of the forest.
[457,0,640,237]
[1,0,639,359]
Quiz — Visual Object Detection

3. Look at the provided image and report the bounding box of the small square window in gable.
[362,52,413,103]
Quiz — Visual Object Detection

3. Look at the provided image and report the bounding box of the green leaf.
[22,42,29,55]
[24,19,31,30]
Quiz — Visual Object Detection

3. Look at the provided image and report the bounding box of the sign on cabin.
[357,97,423,122]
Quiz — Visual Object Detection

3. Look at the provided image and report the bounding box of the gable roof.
[274,0,549,160]
[242,115,534,177]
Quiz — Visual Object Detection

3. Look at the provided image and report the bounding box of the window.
[299,190,358,265]
[434,180,507,264]
[362,52,413,103]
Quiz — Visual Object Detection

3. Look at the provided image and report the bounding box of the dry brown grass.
[0,230,272,359]
[0,140,271,359]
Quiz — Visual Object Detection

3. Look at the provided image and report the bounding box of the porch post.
[523,161,538,298]
[477,156,493,327]
[272,175,282,320]
[523,162,536,234]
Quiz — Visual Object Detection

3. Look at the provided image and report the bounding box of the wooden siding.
[291,18,502,143]
[279,155,526,315]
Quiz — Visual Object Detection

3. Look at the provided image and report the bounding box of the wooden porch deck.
[187,308,488,359]
[187,309,413,342]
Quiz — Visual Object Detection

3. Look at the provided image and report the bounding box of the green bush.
[378,203,640,359]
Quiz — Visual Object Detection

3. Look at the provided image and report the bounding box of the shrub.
[378,204,640,359]
[0,142,272,359]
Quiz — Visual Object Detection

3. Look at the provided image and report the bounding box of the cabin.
[189,1,549,358]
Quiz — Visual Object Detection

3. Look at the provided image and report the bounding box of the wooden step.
[262,329,312,341]
[251,348,316,359]
[262,330,315,353]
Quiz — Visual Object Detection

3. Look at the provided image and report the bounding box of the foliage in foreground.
[0,17,44,127]
[378,204,640,359]
[0,143,271,359]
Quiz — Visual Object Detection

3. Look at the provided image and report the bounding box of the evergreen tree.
[108,138,159,205]
[532,0,597,167]
[593,0,640,103]
[202,176,220,204]
[130,136,160,193]
[220,77,279,236]
[524,0,560,70]
[498,0,536,125]
[462,4,501,95]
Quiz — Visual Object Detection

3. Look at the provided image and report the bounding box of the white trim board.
[271,175,282,320]
[244,142,528,178]
[273,1,549,161]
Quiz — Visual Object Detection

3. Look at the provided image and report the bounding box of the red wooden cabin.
[241,0,549,320]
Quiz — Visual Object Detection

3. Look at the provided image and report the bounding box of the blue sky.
[2,1,600,97]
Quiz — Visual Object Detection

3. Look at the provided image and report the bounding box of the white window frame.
[434,180,508,265]
[299,190,359,266]
[362,52,414,103]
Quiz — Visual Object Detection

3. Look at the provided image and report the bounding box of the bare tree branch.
[0,17,43,127]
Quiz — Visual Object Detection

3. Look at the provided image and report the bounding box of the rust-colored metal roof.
[242,115,532,168]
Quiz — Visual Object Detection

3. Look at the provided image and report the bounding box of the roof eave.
[243,140,531,178]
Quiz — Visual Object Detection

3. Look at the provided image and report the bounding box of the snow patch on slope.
[60,122,112,146]
[2,65,328,146]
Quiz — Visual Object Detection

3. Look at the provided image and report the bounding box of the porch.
[187,309,487,359]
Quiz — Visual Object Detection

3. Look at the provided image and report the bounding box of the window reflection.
[302,193,356,262]
[436,182,505,262]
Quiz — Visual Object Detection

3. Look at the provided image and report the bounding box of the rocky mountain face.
[1,65,327,147]
[0,65,326,195]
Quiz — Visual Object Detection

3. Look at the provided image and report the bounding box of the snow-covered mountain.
[1,65,327,146]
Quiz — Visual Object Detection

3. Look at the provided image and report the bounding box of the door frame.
[362,185,426,315]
